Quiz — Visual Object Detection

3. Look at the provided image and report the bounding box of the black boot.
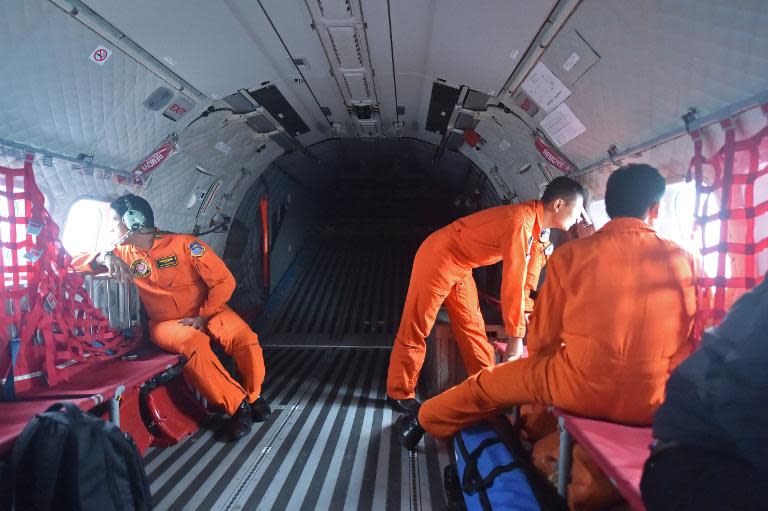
[386,395,421,414]
[227,399,253,441]
[394,413,425,451]
[250,396,272,422]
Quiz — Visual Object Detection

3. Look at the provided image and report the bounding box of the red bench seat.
[551,407,652,511]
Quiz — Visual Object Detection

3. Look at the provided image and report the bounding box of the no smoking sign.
[89,45,112,65]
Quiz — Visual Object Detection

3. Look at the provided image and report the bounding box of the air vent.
[320,106,332,116]
[144,87,173,111]
[352,104,372,120]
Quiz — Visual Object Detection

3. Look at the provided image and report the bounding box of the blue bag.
[454,422,561,511]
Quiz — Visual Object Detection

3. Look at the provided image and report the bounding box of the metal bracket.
[607,144,620,166]
[250,130,282,142]
[556,417,573,498]
[221,109,266,126]
[237,89,319,164]
[682,107,698,132]
[110,384,126,427]
[434,86,470,163]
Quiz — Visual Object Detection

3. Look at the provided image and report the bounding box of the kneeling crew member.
[386,177,587,414]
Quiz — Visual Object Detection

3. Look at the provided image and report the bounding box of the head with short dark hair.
[109,194,155,229]
[541,176,588,205]
[605,164,665,219]
[540,176,588,231]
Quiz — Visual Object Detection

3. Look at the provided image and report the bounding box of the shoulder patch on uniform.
[131,259,151,278]
[189,240,206,257]
[155,255,178,269]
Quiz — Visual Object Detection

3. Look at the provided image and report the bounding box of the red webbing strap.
[714,119,736,321]
[687,129,711,340]
[1,158,137,391]
[689,105,768,333]
[0,156,36,393]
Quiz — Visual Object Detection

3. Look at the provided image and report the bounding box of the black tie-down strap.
[456,433,520,509]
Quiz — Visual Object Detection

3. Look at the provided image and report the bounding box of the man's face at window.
[109,209,129,244]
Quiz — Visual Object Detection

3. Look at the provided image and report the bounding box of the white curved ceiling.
[1,0,768,251]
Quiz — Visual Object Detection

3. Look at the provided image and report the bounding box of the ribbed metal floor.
[260,238,414,348]
[144,348,451,510]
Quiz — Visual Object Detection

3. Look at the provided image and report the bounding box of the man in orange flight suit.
[524,229,553,316]
[386,177,587,414]
[72,194,269,441]
[395,163,697,449]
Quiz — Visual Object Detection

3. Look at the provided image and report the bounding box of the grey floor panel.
[260,240,413,347]
[144,347,450,510]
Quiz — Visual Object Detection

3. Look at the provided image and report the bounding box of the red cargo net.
[0,156,135,397]
[688,104,768,332]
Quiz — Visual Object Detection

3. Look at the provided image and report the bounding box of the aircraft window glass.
[589,181,727,277]
[62,199,113,255]
[587,199,610,230]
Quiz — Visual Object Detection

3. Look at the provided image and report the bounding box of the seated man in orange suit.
[72,194,270,441]
[395,164,697,449]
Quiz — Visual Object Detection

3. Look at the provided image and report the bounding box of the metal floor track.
[144,347,451,510]
[260,239,414,348]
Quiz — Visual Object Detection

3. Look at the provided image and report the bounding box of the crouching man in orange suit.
[385,177,587,414]
[72,194,270,441]
[395,164,697,449]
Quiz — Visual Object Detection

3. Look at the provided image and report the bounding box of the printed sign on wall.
[89,45,112,65]
[131,135,178,185]
[534,136,573,173]
[520,62,571,113]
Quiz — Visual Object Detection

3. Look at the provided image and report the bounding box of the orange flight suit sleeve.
[185,239,237,319]
[500,220,530,338]
[524,243,546,313]
[526,251,565,358]
[668,251,697,370]
[70,252,102,273]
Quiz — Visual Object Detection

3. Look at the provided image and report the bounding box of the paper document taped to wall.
[540,103,586,147]
[520,62,571,112]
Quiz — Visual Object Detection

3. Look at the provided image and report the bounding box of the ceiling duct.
[305,0,382,137]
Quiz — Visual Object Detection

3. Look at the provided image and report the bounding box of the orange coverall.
[524,234,551,313]
[419,217,697,437]
[73,232,265,416]
[387,201,543,400]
